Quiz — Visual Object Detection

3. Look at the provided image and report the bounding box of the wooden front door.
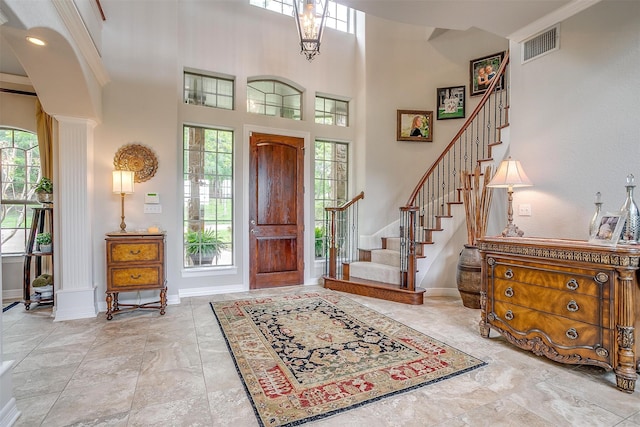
[249,132,304,289]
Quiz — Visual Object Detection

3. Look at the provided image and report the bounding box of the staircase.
[324,51,511,305]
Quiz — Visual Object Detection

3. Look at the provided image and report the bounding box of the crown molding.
[0,72,32,86]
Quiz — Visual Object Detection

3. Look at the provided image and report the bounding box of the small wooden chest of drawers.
[478,237,640,393]
[105,232,167,320]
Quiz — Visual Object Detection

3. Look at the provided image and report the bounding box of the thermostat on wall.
[145,192,160,204]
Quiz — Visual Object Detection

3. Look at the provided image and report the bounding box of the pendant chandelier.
[292,0,329,61]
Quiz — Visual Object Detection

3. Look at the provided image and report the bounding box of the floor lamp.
[487,157,533,237]
[112,170,135,232]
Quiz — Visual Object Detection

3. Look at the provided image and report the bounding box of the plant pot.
[39,243,52,253]
[189,253,214,266]
[37,192,53,204]
[456,244,482,309]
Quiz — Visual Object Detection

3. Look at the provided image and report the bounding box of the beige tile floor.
[2,285,640,427]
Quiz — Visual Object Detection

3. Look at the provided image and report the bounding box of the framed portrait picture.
[397,110,433,142]
[470,51,505,96]
[436,86,465,120]
[588,211,627,246]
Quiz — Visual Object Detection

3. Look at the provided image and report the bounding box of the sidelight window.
[183,125,233,268]
[314,140,348,259]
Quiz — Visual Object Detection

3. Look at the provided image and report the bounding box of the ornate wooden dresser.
[105,232,167,320]
[478,237,640,393]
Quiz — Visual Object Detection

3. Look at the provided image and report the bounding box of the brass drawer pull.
[504,310,514,321]
[504,287,514,298]
[130,274,142,280]
[566,328,578,340]
[566,300,579,312]
[129,249,141,255]
[566,279,579,291]
[504,269,514,279]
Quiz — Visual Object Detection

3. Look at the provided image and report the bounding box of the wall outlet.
[144,204,162,214]
[518,204,532,216]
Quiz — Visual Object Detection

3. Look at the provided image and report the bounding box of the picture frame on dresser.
[589,211,626,246]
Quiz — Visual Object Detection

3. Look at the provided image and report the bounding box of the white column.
[53,116,98,321]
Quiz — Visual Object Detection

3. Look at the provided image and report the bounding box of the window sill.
[1,254,24,263]
[181,265,238,278]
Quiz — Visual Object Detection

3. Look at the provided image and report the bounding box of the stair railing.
[324,191,364,279]
[400,50,511,288]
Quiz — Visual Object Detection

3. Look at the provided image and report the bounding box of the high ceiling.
[0,0,591,79]
[335,0,573,38]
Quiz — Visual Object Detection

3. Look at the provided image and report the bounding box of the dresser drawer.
[492,262,607,298]
[491,301,612,364]
[108,266,163,290]
[109,241,161,263]
[493,279,608,327]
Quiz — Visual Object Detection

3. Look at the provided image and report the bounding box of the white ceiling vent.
[521,25,559,64]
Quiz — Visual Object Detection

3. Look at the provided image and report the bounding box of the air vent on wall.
[522,25,559,64]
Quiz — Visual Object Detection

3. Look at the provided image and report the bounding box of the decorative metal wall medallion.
[114,144,158,183]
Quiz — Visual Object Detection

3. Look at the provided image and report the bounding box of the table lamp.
[487,157,533,237]
[112,170,135,232]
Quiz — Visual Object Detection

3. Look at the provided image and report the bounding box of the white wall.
[6,1,638,305]
[356,15,508,235]
[92,1,358,300]
[508,0,640,240]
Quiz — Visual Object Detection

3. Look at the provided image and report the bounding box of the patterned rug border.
[209,292,487,427]
[2,301,19,313]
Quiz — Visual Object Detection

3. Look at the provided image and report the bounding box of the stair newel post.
[328,208,337,278]
[400,206,419,290]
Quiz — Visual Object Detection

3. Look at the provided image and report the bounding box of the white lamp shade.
[488,157,533,188]
[112,170,135,194]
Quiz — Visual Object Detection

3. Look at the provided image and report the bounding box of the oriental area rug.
[210,292,486,427]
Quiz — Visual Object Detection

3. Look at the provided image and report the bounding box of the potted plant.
[35,177,53,204]
[186,229,226,265]
[457,165,493,309]
[315,226,325,258]
[36,232,53,253]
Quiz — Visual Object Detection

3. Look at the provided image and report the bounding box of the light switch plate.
[518,204,531,216]
[144,204,162,214]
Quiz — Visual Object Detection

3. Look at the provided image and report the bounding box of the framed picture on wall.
[397,110,433,142]
[436,86,465,120]
[588,211,627,246]
[470,51,505,96]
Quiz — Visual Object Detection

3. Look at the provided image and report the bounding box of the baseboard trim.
[424,287,460,298]
[1,289,21,300]
[54,286,98,321]
[0,361,20,427]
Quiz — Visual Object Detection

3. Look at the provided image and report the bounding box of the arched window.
[247,79,302,120]
[1,127,42,254]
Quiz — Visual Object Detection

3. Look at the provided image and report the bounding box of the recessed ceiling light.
[26,36,46,46]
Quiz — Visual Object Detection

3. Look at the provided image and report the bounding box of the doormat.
[210,292,486,427]
[2,301,19,313]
